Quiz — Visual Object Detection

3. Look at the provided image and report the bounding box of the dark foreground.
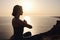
[4,34,60,40]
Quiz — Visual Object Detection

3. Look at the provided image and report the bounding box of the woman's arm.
[19,20,32,29]
[26,24,32,29]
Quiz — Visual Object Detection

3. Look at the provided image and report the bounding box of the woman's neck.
[15,16,20,19]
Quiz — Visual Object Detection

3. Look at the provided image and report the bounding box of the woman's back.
[12,18,24,40]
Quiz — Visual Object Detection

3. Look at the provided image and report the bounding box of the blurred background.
[0,0,60,39]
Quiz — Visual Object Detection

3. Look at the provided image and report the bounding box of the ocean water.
[0,16,59,39]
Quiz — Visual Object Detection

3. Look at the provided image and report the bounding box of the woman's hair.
[12,5,22,16]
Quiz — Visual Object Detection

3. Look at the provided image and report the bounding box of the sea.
[0,16,59,40]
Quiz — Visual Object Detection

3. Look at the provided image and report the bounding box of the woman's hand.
[23,20,27,24]
[28,25,32,29]
[23,20,32,29]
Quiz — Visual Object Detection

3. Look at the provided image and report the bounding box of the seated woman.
[10,5,32,40]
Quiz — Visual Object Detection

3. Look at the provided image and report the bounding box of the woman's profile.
[10,5,32,40]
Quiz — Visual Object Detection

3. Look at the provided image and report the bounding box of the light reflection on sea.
[0,16,59,39]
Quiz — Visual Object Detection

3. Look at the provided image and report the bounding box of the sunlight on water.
[23,16,57,36]
[24,16,31,24]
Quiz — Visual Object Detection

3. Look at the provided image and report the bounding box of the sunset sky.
[0,0,60,16]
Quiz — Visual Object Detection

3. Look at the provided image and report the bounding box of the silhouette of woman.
[10,5,32,40]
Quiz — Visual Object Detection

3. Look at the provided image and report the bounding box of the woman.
[10,5,32,40]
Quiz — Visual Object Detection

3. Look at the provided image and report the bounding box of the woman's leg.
[23,31,32,38]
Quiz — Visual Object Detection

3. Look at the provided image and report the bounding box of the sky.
[0,0,60,16]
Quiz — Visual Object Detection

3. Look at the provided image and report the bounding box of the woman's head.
[12,5,23,16]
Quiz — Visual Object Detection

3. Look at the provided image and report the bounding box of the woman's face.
[16,6,23,16]
[17,10,23,16]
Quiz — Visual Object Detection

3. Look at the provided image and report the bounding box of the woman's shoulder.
[12,18,24,23]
